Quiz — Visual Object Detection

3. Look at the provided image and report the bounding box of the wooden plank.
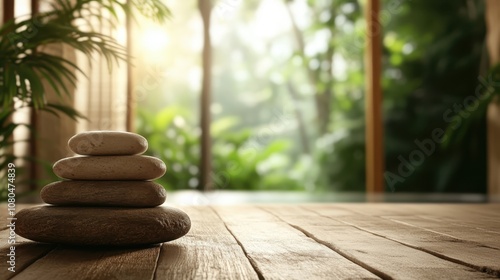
[154,206,259,280]
[365,0,384,193]
[347,204,500,235]
[302,203,426,217]
[330,203,500,219]
[451,204,500,217]
[386,205,500,233]
[213,205,380,279]
[0,228,55,279]
[12,246,160,280]
[423,215,500,234]
[307,205,500,276]
[382,215,500,249]
[412,213,500,235]
[404,204,500,215]
[262,205,495,279]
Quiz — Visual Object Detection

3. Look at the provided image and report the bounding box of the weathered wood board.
[1,203,499,279]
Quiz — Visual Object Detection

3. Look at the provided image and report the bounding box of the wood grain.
[417,215,500,234]
[2,203,500,279]
[365,0,384,194]
[0,229,54,280]
[354,204,500,234]
[262,205,495,279]
[213,205,380,279]
[12,245,160,280]
[382,215,500,249]
[307,205,500,276]
[154,206,259,280]
[1,204,55,278]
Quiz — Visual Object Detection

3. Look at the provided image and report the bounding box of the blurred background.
[2,0,500,201]
[132,0,489,194]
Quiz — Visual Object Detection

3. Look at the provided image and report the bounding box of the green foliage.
[136,106,305,191]
[212,121,302,191]
[443,64,500,147]
[382,0,487,192]
[136,106,199,190]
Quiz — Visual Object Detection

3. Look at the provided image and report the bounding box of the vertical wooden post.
[365,0,384,194]
[199,0,213,191]
[3,0,14,22]
[485,0,500,201]
[125,0,134,132]
[29,0,39,190]
[3,0,15,168]
[31,0,39,25]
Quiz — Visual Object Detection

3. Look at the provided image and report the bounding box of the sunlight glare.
[140,26,169,53]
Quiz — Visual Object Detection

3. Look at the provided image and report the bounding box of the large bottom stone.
[15,206,191,246]
[40,181,167,207]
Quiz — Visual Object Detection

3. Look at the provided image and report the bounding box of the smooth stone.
[15,206,191,246]
[53,155,166,180]
[68,131,148,155]
[41,181,167,207]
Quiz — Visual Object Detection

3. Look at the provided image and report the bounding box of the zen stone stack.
[14,131,191,247]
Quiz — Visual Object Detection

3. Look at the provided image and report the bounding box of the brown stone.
[68,131,148,155]
[53,155,166,180]
[41,181,167,207]
[15,206,191,246]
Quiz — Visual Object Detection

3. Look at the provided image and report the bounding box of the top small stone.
[69,131,148,156]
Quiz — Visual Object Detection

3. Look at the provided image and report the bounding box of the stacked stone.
[15,131,191,247]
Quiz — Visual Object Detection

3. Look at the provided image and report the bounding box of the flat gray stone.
[41,181,167,207]
[53,155,166,180]
[15,206,191,246]
[68,131,148,155]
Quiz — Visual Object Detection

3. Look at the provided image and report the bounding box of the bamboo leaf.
[44,103,87,121]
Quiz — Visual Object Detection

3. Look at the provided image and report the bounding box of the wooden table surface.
[1,203,499,279]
